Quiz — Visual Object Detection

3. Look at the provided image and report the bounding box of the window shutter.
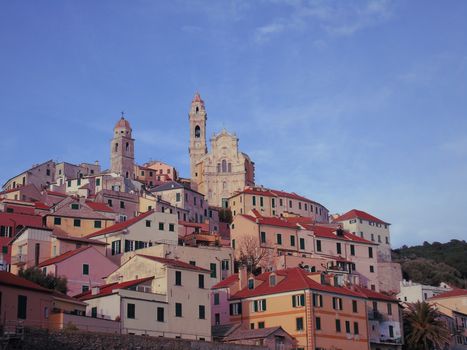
[229,304,233,315]
[292,295,296,307]
[300,294,305,306]
[319,295,323,306]
[238,303,242,314]
[253,301,258,312]
[262,299,267,311]
[332,297,336,309]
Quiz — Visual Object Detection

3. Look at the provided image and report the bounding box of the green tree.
[403,301,450,350]
[18,267,67,294]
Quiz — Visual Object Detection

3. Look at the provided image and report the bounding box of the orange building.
[222,267,371,350]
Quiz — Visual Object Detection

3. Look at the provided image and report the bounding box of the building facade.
[188,93,255,207]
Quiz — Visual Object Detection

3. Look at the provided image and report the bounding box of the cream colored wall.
[429,296,467,315]
[155,187,206,223]
[10,228,52,273]
[120,243,234,282]
[46,215,114,237]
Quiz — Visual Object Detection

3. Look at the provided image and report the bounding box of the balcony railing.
[10,255,27,265]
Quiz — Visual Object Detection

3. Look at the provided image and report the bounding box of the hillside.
[392,239,467,288]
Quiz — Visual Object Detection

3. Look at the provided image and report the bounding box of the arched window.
[126,142,129,151]
[222,159,227,172]
[196,106,199,113]
[195,125,201,138]
[125,171,129,179]
[223,181,227,189]
[114,143,118,152]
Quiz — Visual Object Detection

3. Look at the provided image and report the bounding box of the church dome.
[115,116,131,130]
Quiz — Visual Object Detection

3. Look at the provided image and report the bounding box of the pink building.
[211,274,240,326]
[38,246,117,296]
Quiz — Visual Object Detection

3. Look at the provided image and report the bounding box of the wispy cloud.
[253,0,394,42]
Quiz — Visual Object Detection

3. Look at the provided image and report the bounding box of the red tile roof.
[333,209,389,225]
[0,271,52,293]
[34,201,50,210]
[302,224,376,244]
[137,255,210,272]
[352,285,398,301]
[85,201,114,213]
[46,190,68,197]
[85,210,154,238]
[240,214,298,229]
[179,221,209,230]
[428,288,467,300]
[51,227,107,245]
[77,276,153,300]
[38,246,92,267]
[212,274,239,289]
[231,268,363,300]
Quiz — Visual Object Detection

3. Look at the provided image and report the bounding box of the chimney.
[91,287,100,295]
[239,265,248,290]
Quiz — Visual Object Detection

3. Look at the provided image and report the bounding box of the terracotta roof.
[212,274,239,289]
[52,291,87,306]
[179,221,209,230]
[240,214,298,229]
[302,224,376,244]
[352,285,398,301]
[231,268,363,300]
[34,201,50,210]
[0,271,52,293]
[137,255,210,272]
[77,276,153,300]
[333,209,389,225]
[85,201,114,213]
[52,228,108,245]
[225,326,286,341]
[115,116,131,130]
[85,210,154,238]
[46,190,68,197]
[428,288,467,300]
[38,246,92,267]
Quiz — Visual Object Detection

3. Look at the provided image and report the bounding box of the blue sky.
[0,0,466,247]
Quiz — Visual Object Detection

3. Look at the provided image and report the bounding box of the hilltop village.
[0,93,466,350]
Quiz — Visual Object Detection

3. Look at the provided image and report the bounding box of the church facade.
[188,93,255,207]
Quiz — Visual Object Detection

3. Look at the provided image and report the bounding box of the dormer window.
[248,278,254,289]
[269,274,276,287]
[71,203,80,210]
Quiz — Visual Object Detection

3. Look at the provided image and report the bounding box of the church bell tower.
[110,115,135,179]
[189,92,207,181]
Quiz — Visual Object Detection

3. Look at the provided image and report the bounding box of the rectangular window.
[350,244,355,256]
[289,200,292,208]
[124,240,134,252]
[352,300,358,313]
[315,317,321,330]
[157,307,164,322]
[94,220,101,228]
[198,274,205,289]
[229,303,242,316]
[260,197,264,207]
[312,293,323,307]
[271,198,275,208]
[354,322,359,335]
[258,321,265,329]
[299,238,305,250]
[253,299,267,312]
[169,223,175,232]
[146,220,151,227]
[175,303,182,317]
[54,217,61,225]
[389,325,394,338]
[214,293,220,305]
[159,222,164,230]
[111,240,121,255]
[387,303,392,315]
[199,305,206,319]
[335,319,341,332]
[290,235,296,246]
[296,317,304,331]
[369,247,373,258]
[345,320,350,333]
[82,285,89,293]
[292,294,305,307]
[260,231,266,243]
[91,307,97,318]
[71,203,79,210]
[73,219,81,227]
[276,233,282,245]
[332,297,343,310]
[252,196,256,206]
[176,193,181,202]
[17,295,27,319]
[175,271,182,286]
[67,180,72,187]
[96,178,101,186]
[120,201,125,209]
[210,263,217,278]
[127,303,135,319]
[82,264,89,275]
[336,242,342,254]
[316,240,322,252]
[107,199,113,207]
[370,265,374,273]
[1,246,6,254]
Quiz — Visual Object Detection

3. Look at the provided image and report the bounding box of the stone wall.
[13,328,267,350]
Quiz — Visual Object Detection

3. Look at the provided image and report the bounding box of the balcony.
[10,254,27,265]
